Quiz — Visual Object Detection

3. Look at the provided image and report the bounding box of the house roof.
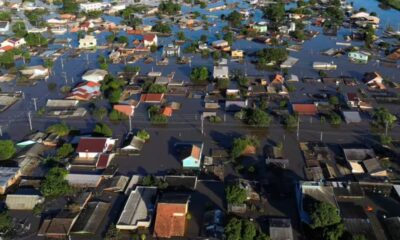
[292,103,317,115]
[154,194,189,238]
[191,144,202,160]
[96,154,111,169]
[76,137,107,153]
[161,107,173,117]
[143,33,156,42]
[114,104,134,117]
[140,93,164,103]
[71,201,110,234]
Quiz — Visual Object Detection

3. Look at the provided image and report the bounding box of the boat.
[51,27,68,35]
[144,57,154,64]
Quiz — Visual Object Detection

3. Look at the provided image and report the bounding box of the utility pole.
[61,57,64,70]
[32,98,37,111]
[28,111,32,131]
[0,126,2,137]
[63,72,67,85]
[129,115,132,132]
[385,121,388,136]
[296,117,300,140]
[320,131,323,142]
[201,116,204,135]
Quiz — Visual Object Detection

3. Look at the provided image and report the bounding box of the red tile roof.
[292,103,317,115]
[161,106,173,117]
[0,45,14,52]
[96,154,110,169]
[154,203,187,238]
[113,105,134,117]
[76,138,107,153]
[140,93,164,103]
[143,34,156,42]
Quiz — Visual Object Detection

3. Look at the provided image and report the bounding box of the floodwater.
[0,0,399,139]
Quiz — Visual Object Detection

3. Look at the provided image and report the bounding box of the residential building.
[0,167,21,194]
[348,51,369,63]
[66,81,101,101]
[269,218,294,240]
[343,148,387,177]
[212,40,229,49]
[0,21,10,33]
[342,111,362,124]
[213,65,229,79]
[163,44,180,57]
[143,33,158,47]
[72,137,116,169]
[345,93,360,108]
[79,2,110,12]
[253,21,268,33]
[154,194,190,238]
[182,143,203,169]
[82,69,108,82]
[292,103,318,116]
[113,104,135,117]
[19,65,49,80]
[231,50,244,58]
[70,201,111,235]
[0,37,26,48]
[140,93,165,104]
[38,211,79,238]
[117,186,158,230]
[79,35,97,49]
[67,174,103,188]
[5,190,44,210]
[363,72,385,90]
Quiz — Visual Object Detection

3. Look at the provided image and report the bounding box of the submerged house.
[348,51,369,63]
[182,143,204,169]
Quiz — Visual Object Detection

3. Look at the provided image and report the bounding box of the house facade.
[79,35,97,49]
[182,143,203,169]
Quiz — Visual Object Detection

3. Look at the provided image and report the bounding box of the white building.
[213,65,229,79]
[143,34,158,47]
[79,2,110,12]
[82,69,108,82]
[76,137,116,159]
[0,37,26,48]
[0,21,10,33]
[79,35,97,49]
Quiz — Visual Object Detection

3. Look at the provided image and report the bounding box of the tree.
[245,108,272,127]
[322,223,345,240]
[242,220,257,240]
[226,10,242,27]
[56,143,74,160]
[226,185,247,204]
[263,1,285,23]
[231,136,259,159]
[93,123,113,137]
[310,202,341,229]
[0,12,11,21]
[373,107,397,128]
[225,217,242,240]
[40,167,72,198]
[105,223,121,240]
[62,0,79,14]
[223,32,235,46]
[25,33,48,47]
[109,109,126,121]
[93,107,108,120]
[136,130,150,141]
[329,96,339,106]
[118,35,129,44]
[200,34,208,43]
[12,22,27,38]
[329,112,342,125]
[0,211,12,233]
[176,31,186,41]
[0,140,16,161]
[0,51,16,66]
[152,22,171,34]
[47,123,70,137]
[283,114,298,129]
[148,84,167,93]
[158,0,181,15]
[190,67,209,84]
[379,134,392,146]
[352,235,367,240]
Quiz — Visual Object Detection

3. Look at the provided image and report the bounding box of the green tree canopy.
[226,185,247,204]
[245,108,272,127]
[93,123,113,137]
[263,1,285,23]
[46,123,70,137]
[0,140,16,161]
[158,0,181,15]
[0,211,12,233]
[148,84,167,93]
[190,67,209,85]
[25,33,48,47]
[310,202,341,229]
[231,136,259,159]
[56,143,74,160]
[136,130,150,141]
[373,107,397,128]
[40,167,72,198]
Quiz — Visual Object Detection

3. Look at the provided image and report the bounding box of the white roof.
[67,174,102,187]
[342,111,362,123]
